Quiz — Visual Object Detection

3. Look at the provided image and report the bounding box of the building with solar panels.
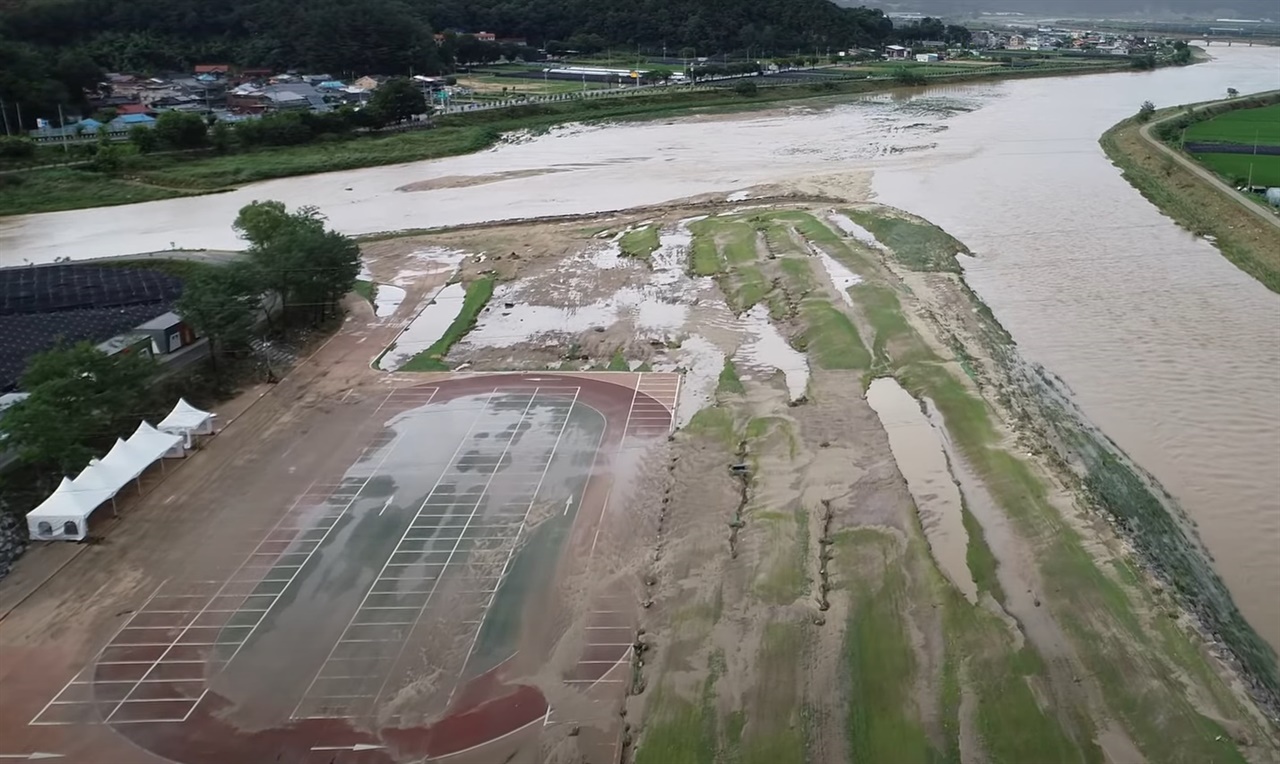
[0,263,204,393]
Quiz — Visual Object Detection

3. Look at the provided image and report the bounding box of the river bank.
[0,57,1148,219]
[1099,94,1280,293]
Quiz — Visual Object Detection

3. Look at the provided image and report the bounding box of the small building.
[135,312,198,355]
[264,90,311,111]
[916,53,940,62]
[194,64,230,76]
[353,75,386,91]
[474,31,496,42]
[110,113,156,129]
[885,45,911,59]
[116,103,151,116]
[97,332,154,359]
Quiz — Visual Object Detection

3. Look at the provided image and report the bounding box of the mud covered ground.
[356,201,1279,763]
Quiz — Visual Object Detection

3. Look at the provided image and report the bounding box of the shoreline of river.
[857,204,1280,723]
[1099,93,1280,294]
[0,56,1165,220]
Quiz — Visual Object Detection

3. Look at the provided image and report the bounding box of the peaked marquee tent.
[26,421,184,542]
[158,399,216,447]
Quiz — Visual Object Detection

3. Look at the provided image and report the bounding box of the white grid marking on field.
[292,386,582,719]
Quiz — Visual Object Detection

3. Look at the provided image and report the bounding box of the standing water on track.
[866,377,977,603]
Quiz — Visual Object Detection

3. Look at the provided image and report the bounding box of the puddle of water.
[826,213,883,250]
[670,335,724,428]
[374,285,406,318]
[465,298,619,348]
[462,222,697,349]
[866,377,978,603]
[736,304,809,402]
[358,259,409,317]
[379,282,467,371]
[588,241,625,270]
[650,220,696,286]
[813,250,862,305]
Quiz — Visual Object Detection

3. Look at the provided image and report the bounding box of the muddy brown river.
[2,45,1277,647]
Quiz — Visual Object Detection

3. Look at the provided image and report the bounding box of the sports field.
[0,372,677,764]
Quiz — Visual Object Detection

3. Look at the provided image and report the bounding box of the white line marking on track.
[379,494,396,516]
[293,387,503,719]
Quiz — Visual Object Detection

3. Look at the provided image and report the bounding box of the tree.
[368,77,427,125]
[209,120,233,153]
[1227,87,1239,98]
[154,110,208,150]
[233,201,360,320]
[0,136,36,160]
[732,79,758,97]
[129,124,158,153]
[92,129,122,172]
[1137,100,1156,123]
[0,343,156,474]
[646,67,674,84]
[893,67,927,86]
[176,262,262,363]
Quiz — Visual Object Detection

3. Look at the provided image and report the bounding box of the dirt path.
[1138,94,1280,231]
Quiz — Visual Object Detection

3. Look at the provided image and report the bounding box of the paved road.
[1138,92,1280,230]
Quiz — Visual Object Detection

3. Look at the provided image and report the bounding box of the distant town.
[23,26,1188,142]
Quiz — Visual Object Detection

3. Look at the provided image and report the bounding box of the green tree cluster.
[0,344,157,474]
[231,201,360,320]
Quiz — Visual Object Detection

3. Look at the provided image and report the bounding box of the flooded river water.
[2,45,1277,647]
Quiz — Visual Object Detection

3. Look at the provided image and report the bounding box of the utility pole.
[1248,127,1258,190]
[58,104,68,156]
[0,99,10,136]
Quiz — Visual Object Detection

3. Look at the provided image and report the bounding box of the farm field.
[1184,103,1280,145]
[1191,152,1280,186]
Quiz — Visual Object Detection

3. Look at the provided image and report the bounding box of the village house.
[353,75,386,91]
[193,64,230,77]
[885,44,910,59]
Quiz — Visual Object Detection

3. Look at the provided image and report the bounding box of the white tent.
[158,399,216,448]
[26,422,184,542]
[26,478,106,541]
[128,421,186,461]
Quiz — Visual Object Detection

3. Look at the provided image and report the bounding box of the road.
[1138,92,1280,230]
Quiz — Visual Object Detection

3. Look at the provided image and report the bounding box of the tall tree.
[154,111,208,150]
[232,201,360,320]
[0,343,157,474]
[175,262,261,369]
[368,77,427,125]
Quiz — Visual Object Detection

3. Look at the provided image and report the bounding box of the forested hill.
[0,0,894,76]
